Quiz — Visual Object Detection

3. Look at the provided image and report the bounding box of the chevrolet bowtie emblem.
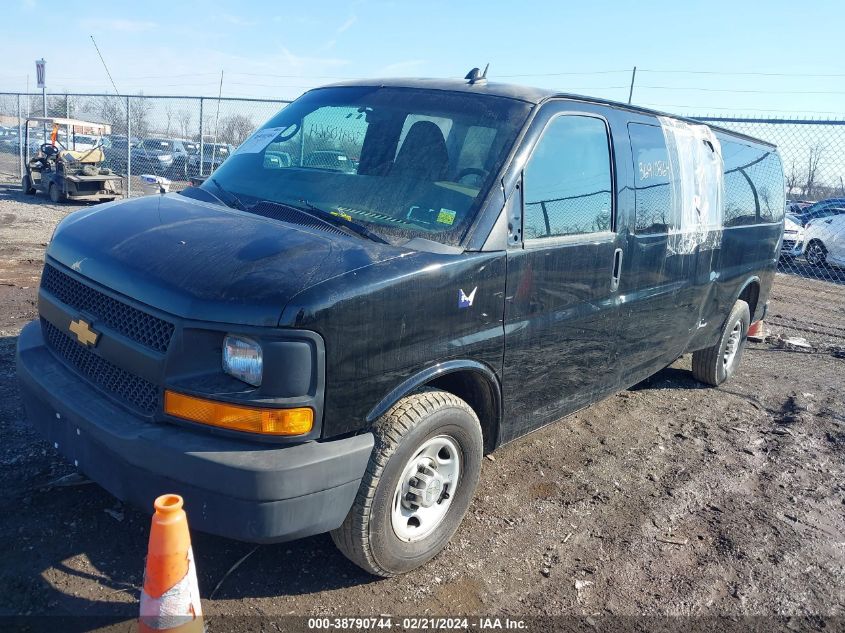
[69,318,100,347]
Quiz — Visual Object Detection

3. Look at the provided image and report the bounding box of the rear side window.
[629,123,674,234]
[522,115,613,240]
[722,139,785,224]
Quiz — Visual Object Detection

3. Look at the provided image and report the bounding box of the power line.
[637,85,845,95]
[493,69,630,77]
[639,102,845,115]
[639,68,845,78]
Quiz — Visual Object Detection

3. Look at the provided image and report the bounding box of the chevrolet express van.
[17,76,785,576]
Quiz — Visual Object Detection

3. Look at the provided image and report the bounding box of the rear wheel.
[331,389,483,577]
[21,175,35,195]
[48,183,62,203]
[805,240,828,267]
[691,299,750,386]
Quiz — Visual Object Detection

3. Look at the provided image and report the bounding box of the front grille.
[41,318,159,414]
[41,264,174,353]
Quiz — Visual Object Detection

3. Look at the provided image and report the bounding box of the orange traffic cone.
[139,494,203,632]
[747,320,766,343]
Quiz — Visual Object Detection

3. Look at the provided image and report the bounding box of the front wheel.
[48,183,63,203]
[692,299,750,386]
[331,389,483,577]
[21,175,35,195]
[805,240,828,267]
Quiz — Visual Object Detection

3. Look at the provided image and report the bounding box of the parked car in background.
[789,198,845,227]
[787,201,812,215]
[102,136,136,174]
[136,138,198,179]
[782,213,804,257]
[187,143,233,176]
[798,213,845,268]
[67,134,110,152]
[132,138,177,174]
[0,127,20,153]
[303,149,357,173]
[173,139,199,178]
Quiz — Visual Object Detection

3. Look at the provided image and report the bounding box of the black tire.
[805,240,828,267]
[21,175,35,195]
[331,389,483,577]
[48,183,62,203]
[692,299,751,386]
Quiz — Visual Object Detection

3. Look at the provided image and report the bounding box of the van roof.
[322,77,776,149]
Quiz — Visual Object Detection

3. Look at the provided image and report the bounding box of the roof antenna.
[465,63,489,85]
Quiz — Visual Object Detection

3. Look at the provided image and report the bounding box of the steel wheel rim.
[391,435,461,543]
[723,321,743,369]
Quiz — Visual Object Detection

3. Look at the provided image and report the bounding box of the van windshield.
[199,86,532,246]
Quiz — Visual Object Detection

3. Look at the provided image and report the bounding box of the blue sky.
[2,0,845,117]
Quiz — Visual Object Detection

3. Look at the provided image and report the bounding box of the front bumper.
[16,320,373,543]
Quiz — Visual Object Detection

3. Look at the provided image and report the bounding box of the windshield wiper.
[260,199,388,244]
[208,177,246,210]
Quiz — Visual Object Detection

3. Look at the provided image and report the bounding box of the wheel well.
[428,370,500,454]
[738,281,760,321]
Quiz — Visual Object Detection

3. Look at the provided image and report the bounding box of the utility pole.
[36,59,47,141]
[627,66,637,105]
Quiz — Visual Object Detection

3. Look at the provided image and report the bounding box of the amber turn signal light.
[164,391,313,436]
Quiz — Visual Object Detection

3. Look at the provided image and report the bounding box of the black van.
[17,76,784,577]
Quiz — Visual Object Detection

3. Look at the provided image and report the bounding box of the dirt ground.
[0,177,843,630]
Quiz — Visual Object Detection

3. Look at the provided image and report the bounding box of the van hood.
[46,193,405,326]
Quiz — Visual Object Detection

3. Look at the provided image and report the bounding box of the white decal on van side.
[658,116,725,255]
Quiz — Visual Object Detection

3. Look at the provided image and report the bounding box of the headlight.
[158,153,173,161]
[223,335,262,386]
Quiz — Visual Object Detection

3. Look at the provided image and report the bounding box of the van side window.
[523,115,612,240]
[720,137,786,226]
[722,140,760,226]
[629,123,675,234]
[722,139,785,224]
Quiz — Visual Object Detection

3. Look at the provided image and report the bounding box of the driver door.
[502,105,623,442]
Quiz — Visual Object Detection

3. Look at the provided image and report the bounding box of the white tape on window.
[659,116,725,254]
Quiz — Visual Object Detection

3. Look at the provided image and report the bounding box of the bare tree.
[129,94,153,138]
[218,114,254,146]
[93,96,126,134]
[785,159,801,198]
[177,110,192,140]
[164,101,174,137]
[803,143,825,199]
[47,94,70,118]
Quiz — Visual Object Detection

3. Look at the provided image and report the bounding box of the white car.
[799,213,845,268]
[782,214,804,256]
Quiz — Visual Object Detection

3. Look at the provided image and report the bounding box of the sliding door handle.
[610,248,623,292]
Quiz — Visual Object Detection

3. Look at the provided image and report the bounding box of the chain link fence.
[0,92,290,195]
[695,116,845,346]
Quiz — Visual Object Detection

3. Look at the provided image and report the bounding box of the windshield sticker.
[331,210,353,221]
[437,208,457,225]
[458,287,477,309]
[236,127,287,154]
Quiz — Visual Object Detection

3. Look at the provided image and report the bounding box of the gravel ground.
[0,177,843,629]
